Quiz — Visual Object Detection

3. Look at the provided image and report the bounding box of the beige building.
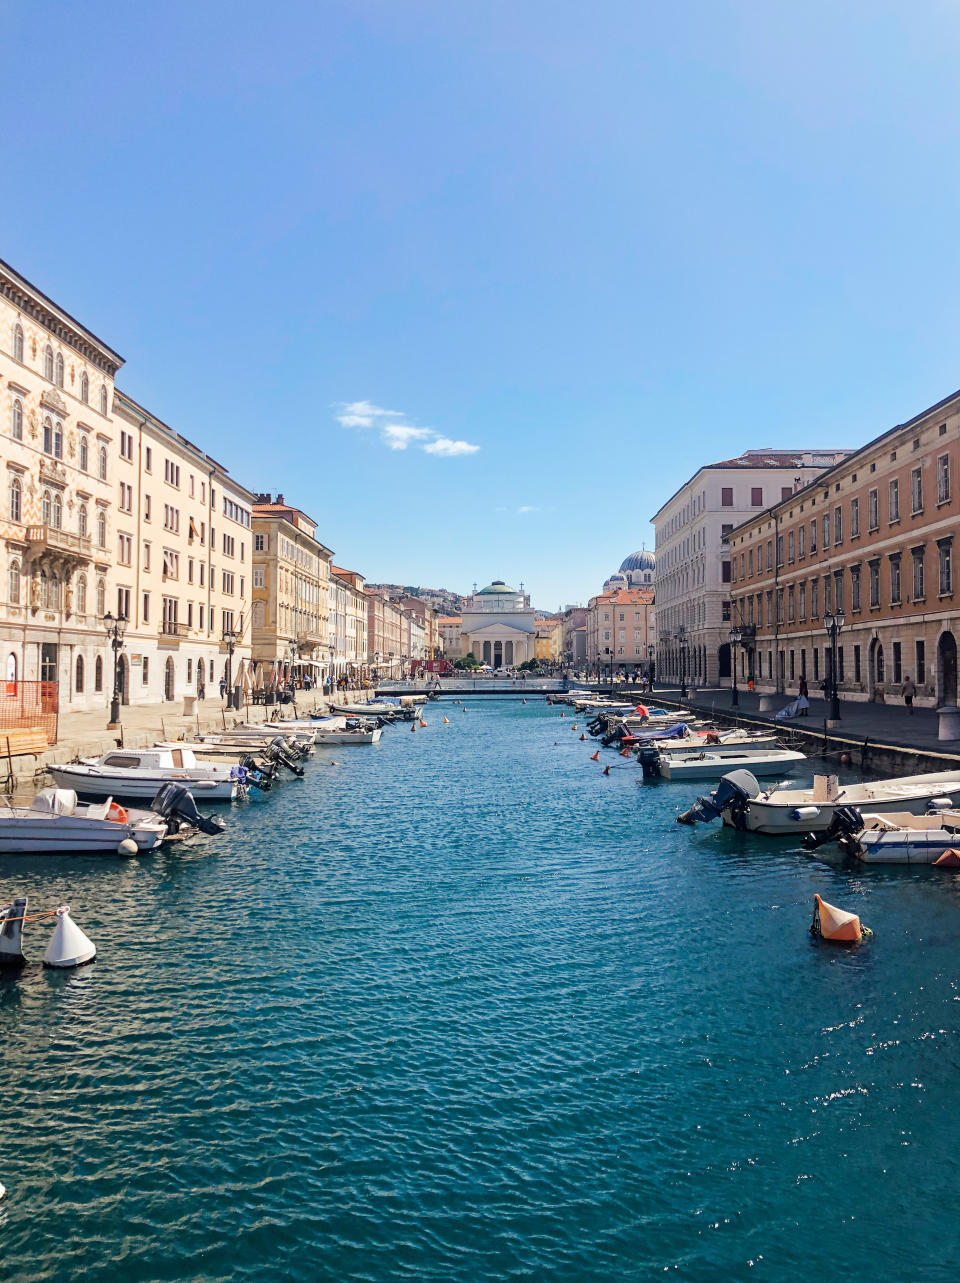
[1,256,122,716]
[252,496,331,686]
[586,587,655,677]
[437,615,462,660]
[330,567,368,685]
[113,392,256,706]
[365,588,404,678]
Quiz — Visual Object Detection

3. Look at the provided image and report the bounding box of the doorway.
[938,632,957,705]
[164,656,175,702]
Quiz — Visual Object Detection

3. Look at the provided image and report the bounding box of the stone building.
[436,615,462,660]
[652,449,850,688]
[251,495,331,686]
[585,587,655,677]
[364,588,404,679]
[727,387,960,707]
[330,567,368,684]
[459,580,536,668]
[0,257,123,713]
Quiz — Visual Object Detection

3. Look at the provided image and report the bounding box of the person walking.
[219,675,226,701]
[901,674,917,714]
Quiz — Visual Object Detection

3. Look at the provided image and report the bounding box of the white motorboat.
[657,747,806,781]
[211,723,317,747]
[0,788,168,855]
[48,747,243,803]
[803,805,960,863]
[313,727,382,745]
[677,769,960,835]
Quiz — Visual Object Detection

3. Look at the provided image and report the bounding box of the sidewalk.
[652,685,957,756]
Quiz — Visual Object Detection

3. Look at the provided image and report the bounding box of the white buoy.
[43,907,96,969]
[117,838,138,857]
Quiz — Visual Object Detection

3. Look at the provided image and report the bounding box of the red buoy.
[590,751,600,761]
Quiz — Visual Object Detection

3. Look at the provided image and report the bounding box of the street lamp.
[373,651,381,683]
[222,625,237,710]
[729,626,742,708]
[329,641,336,694]
[103,610,127,725]
[822,609,845,720]
[676,627,688,700]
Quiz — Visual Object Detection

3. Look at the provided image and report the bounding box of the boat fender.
[791,806,821,821]
[928,797,953,812]
[117,838,139,857]
[106,802,129,824]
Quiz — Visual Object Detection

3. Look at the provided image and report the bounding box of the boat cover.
[775,696,810,721]
[625,723,692,742]
[31,788,78,815]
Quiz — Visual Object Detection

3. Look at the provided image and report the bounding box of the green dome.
[478,580,517,595]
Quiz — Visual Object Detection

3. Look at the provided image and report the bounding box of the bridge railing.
[378,677,567,693]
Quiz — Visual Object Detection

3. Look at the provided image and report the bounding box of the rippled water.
[2,699,960,1281]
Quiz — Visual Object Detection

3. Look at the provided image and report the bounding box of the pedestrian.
[798,674,809,715]
[901,673,917,714]
[219,675,226,701]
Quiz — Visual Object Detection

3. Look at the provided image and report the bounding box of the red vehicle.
[424,658,454,675]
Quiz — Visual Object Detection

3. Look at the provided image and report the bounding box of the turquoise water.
[2,699,960,1281]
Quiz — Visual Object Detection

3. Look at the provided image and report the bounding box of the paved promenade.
[651,684,956,755]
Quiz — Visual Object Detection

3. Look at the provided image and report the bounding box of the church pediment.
[464,621,535,636]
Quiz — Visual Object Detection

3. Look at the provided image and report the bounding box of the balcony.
[25,525,92,564]
[159,620,189,646]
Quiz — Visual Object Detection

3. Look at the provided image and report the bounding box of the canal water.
[2,699,960,1281]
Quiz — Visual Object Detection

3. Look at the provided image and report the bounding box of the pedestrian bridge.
[376,678,567,696]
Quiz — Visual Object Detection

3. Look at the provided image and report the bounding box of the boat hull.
[660,751,804,781]
[0,814,166,855]
[724,783,960,834]
[313,729,382,745]
[48,767,238,803]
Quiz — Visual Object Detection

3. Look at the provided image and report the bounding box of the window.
[869,560,880,608]
[143,592,150,622]
[79,434,88,471]
[119,482,133,513]
[187,558,194,583]
[223,534,235,557]
[164,459,181,488]
[893,641,902,684]
[119,430,134,461]
[96,510,106,548]
[223,571,234,594]
[917,639,926,684]
[96,577,106,616]
[44,345,53,380]
[42,489,52,525]
[889,478,900,521]
[99,386,108,415]
[823,573,832,613]
[912,466,923,514]
[75,655,84,693]
[43,417,52,453]
[80,371,89,403]
[776,588,784,623]
[76,574,86,614]
[118,534,132,565]
[776,536,784,567]
[163,505,180,533]
[54,352,64,387]
[809,519,817,554]
[53,421,62,459]
[98,445,108,480]
[721,487,733,506]
[143,656,149,685]
[95,655,103,691]
[253,567,264,588]
[822,513,830,550]
[834,569,844,611]
[143,541,151,572]
[13,324,23,362]
[8,475,21,522]
[850,496,859,537]
[117,587,131,619]
[833,507,842,544]
[751,487,763,506]
[854,645,861,683]
[721,561,731,583]
[787,531,795,563]
[939,538,952,595]
[938,454,951,504]
[813,647,819,681]
[798,525,806,558]
[11,398,22,440]
[41,571,59,611]
[144,446,152,472]
[788,585,795,622]
[52,493,62,529]
[781,486,793,501]
[889,555,901,605]
[799,581,807,620]
[868,488,879,530]
[144,494,151,522]
[162,550,179,579]
[851,565,861,610]
[8,559,20,605]
[913,547,925,599]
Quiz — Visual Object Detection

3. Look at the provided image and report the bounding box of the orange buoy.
[442,716,450,724]
[411,723,417,733]
[934,849,960,867]
[620,748,631,758]
[590,751,600,761]
[419,719,427,728]
[579,733,586,741]
[811,893,863,944]
[572,723,578,730]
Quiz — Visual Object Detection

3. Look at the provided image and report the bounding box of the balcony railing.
[25,525,92,559]
[160,620,189,638]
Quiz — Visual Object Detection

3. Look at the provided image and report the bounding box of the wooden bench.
[0,729,51,792]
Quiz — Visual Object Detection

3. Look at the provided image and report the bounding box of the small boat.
[677,769,960,834]
[331,701,416,720]
[655,747,806,781]
[313,726,382,745]
[0,784,223,856]
[803,804,960,863]
[48,747,244,803]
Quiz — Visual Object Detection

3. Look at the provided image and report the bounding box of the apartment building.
[113,393,255,705]
[652,449,850,688]
[330,567,368,685]
[0,257,122,713]
[365,588,404,677]
[585,587,655,677]
[728,387,960,707]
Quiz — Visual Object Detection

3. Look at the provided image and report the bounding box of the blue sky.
[4,0,960,609]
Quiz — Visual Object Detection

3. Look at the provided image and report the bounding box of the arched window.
[13,324,23,363]
[54,352,64,387]
[43,417,52,454]
[44,345,53,381]
[96,510,106,548]
[75,654,85,693]
[98,445,107,480]
[11,399,22,440]
[96,577,105,616]
[8,560,20,605]
[80,371,89,403]
[8,476,21,522]
[78,503,88,538]
[99,386,108,415]
[95,655,103,692]
[79,434,88,472]
[52,493,62,529]
[42,489,52,525]
[76,573,87,614]
[53,421,63,459]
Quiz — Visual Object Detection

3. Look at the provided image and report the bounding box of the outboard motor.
[638,745,661,779]
[151,784,227,837]
[265,737,306,778]
[677,769,761,827]
[801,805,864,852]
[0,897,27,967]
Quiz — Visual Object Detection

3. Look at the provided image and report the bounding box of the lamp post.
[676,627,688,699]
[328,641,336,694]
[729,626,742,707]
[103,610,127,725]
[823,609,845,720]
[222,626,237,710]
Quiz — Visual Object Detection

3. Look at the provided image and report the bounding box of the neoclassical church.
[460,580,536,668]
[603,549,656,593]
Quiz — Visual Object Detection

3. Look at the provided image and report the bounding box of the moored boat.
[655,747,806,781]
[48,747,244,803]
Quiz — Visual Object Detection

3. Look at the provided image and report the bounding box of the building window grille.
[850,496,859,537]
[938,538,953,595]
[869,560,880,608]
[912,467,923,514]
[938,453,951,504]
[889,555,901,605]
[868,488,879,530]
[889,478,900,521]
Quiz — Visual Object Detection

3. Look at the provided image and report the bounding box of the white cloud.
[517,505,539,514]
[422,436,480,457]
[335,401,480,457]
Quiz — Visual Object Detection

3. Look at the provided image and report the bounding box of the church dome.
[619,549,655,573]
[478,580,517,595]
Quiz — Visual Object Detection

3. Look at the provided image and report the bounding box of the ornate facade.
[460,580,536,668]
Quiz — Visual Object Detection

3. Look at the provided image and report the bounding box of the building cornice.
[0,257,123,375]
